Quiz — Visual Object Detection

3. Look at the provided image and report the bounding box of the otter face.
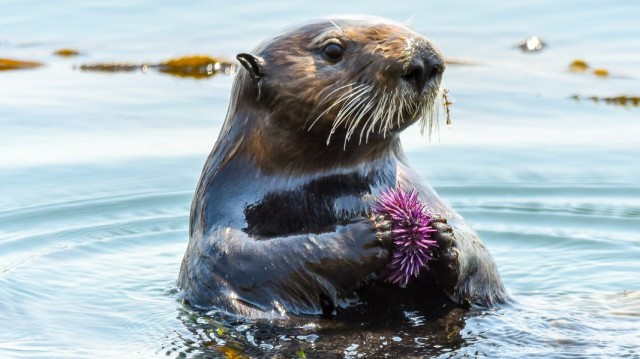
[237,16,445,148]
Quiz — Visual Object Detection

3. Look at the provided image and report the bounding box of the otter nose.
[402,56,443,93]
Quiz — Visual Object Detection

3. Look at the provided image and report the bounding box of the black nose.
[402,56,443,93]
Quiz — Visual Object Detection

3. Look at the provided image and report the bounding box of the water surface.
[1,1,639,358]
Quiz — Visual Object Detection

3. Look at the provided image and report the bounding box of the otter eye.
[323,43,344,62]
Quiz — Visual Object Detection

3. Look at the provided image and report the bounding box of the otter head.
[232,16,445,169]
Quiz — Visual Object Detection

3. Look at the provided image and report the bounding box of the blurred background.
[1,1,639,358]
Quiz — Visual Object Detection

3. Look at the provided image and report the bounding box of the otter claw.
[431,220,455,250]
[376,218,393,232]
[430,214,448,224]
[428,216,460,294]
[369,215,394,247]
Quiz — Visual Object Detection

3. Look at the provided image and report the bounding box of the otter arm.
[183,217,389,316]
[396,168,508,307]
[447,220,508,307]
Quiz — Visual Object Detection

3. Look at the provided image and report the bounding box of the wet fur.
[178,16,507,318]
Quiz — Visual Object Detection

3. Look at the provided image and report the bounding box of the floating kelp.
[571,95,640,108]
[78,62,140,72]
[517,36,545,53]
[0,58,44,70]
[54,48,81,57]
[569,59,613,78]
[593,68,609,77]
[442,89,453,127]
[157,55,236,78]
[78,55,236,79]
[569,59,589,73]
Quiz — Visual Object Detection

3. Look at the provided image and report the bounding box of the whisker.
[318,82,356,107]
[326,85,371,144]
[364,90,389,143]
[314,78,443,149]
[347,91,376,139]
[395,90,404,131]
[328,19,344,34]
[331,86,370,137]
[377,89,394,135]
[341,93,368,136]
[309,83,363,131]
[418,85,443,138]
[331,85,370,124]
[405,15,416,26]
[344,91,376,147]
[355,89,379,145]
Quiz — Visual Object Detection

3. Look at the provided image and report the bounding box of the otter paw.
[429,215,460,293]
[369,214,393,248]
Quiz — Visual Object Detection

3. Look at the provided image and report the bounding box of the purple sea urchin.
[372,188,438,287]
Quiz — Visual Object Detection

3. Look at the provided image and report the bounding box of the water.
[1,1,639,357]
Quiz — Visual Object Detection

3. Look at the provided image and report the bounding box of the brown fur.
[231,17,445,173]
[178,16,506,318]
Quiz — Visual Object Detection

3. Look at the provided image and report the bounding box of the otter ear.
[236,53,265,82]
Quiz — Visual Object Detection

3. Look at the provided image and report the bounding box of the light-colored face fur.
[248,16,445,149]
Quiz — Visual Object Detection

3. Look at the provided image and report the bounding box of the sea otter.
[178,16,507,318]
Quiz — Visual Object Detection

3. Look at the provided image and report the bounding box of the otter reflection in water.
[178,16,507,318]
